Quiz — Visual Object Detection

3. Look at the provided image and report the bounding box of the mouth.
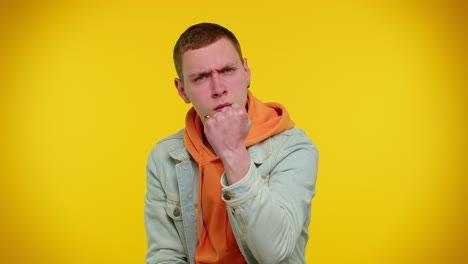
[214,103,232,112]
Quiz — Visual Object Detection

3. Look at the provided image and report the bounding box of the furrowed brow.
[217,62,238,72]
[189,70,212,79]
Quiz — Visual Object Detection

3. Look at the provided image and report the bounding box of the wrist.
[221,148,250,185]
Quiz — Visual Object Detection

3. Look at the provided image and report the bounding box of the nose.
[211,74,227,98]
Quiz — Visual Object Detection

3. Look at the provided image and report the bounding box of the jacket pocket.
[164,197,189,256]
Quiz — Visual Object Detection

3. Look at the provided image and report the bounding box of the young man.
[145,23,319,264]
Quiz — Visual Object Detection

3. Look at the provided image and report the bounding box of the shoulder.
[248,127,318,164]
[270,127,317,150]
[154,129,184,148]
[148,129,189,162]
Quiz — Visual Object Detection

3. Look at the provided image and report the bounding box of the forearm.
[223,165,313,261]
[221,133,318,262]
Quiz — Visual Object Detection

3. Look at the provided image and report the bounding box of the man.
[145,23,319,264]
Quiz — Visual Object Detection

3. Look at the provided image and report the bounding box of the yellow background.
[1,0,466,263]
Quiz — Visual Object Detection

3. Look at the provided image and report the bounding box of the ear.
[174,78,191,104]
[243,58,251,88]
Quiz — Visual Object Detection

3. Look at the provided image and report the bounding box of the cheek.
[189,91,210,109]
[186,87,202,101]
[229,76,247,88]
[233,77,248,91]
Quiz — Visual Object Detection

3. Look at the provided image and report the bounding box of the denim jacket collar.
[168,138,190,162]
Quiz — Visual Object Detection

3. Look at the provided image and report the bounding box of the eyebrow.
[188,62,239,79]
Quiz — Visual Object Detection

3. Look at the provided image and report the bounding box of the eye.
[222,67,235,74]
[194,75,206,82]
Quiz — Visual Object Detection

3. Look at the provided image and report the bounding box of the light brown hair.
[173,23,243,81]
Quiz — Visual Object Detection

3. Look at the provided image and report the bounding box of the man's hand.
[204,104,251,184]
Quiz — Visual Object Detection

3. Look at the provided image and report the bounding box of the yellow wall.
[1,1,466,263]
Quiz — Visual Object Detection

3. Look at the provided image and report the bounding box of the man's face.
[174,37,251,124]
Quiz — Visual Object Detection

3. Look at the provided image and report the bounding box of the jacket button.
[223,193,231,200]
[173,208,180,217]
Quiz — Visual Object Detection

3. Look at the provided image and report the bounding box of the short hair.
[173,23,243,81]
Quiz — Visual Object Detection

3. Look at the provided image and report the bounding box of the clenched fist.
[204,104,252,184]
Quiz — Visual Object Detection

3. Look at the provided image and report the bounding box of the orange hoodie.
[183,91,294,264]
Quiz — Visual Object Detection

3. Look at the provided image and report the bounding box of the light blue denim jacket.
[145,127,318,264]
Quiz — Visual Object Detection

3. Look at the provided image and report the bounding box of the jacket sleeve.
[221,130,319,263]
[144,145,188,264]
